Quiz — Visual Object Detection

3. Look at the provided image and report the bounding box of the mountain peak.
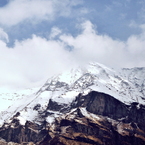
[0,62,145,144]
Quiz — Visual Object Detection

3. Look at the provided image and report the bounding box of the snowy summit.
[0,62,145,126]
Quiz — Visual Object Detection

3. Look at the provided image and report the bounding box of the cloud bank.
[0,20,145,90]
[0,0,83,26]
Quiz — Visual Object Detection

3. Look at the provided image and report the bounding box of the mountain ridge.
[0,62,145,145]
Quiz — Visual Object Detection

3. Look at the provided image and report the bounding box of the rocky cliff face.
[0,91,145,145]
[0,63,145,145]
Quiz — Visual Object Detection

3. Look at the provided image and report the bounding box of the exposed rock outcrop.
[0,119,50,144]
[0,91,145,145]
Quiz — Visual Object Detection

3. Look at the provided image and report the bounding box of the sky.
[0,0,145,91]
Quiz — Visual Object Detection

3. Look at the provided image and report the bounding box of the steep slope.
[0,62,145,145]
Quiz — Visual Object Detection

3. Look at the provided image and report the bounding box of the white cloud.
[0,28,9,42]
[0,0,53,26]
[0,35,72,89]
[0,0,83,26]
[129,20,138,28]
[49,27,62,39]
[0,20,145,90]
[126,32,145,66]
[60,20,145,68]
[80,8,89,14]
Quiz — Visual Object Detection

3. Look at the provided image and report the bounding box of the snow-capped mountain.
[0,62,145,145]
